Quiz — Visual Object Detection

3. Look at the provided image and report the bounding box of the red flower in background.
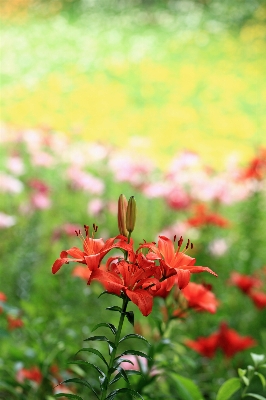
[16,366,42,385]
[186,322,256,358]
[186,204,229,228]
[228,272,262,294]
[185,333,219,358]
[248,291,266,309]
[240,147,266,181]
[218,322,257,358]
[0,292,7,313]
[7,315,24,330]
[181,282,219,314]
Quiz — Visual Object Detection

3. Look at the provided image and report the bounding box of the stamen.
[178,236,183,248]
[185,239,190,250]
[191,242,193,249]
[174,234,176,242]
[84,225,89,236]
[75,230,79,236]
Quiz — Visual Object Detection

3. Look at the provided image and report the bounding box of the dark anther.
[174,234,176,242]
[185,239,190,249]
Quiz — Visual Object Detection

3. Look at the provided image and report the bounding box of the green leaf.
[216,378,241,400]
[254,371,266,388]
[106,306,122,313]
[54,394,84,399]
[238,369,247,378]
[126,311,134,326]
[169,373,204,400]
[91,323,117,335]
[75,348,108,367]
[114,358,134,368]
[106,388,144,400]
[68,360,105,377]
[98,291,121,299]
[251,353,265,368]
[116,350,151,361]
[83,335,116,350]
[243,394,266,400]
[56,378,99,399]
[119,333,150,346]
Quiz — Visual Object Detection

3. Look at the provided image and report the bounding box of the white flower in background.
[0,173,23,193]
[0,212,16,228]
[209,238,229,257]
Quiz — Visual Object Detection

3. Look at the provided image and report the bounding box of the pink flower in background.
[208,238,228,257]
[166,186,191,210]
[109,152,154,188]
[29,179,51,210]
[31,151,54,167]
[6,155,25,175]
[0,173,23,194]
[67,167,105,194]
[142,181,169,198]
[52,223,82,241]
[87,198,104,216]
[120,355,148,372]
[0,212,16,228]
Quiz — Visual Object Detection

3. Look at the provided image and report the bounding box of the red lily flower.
[140,235,217,289]
[248,291,266,309]
[181,282,219,314]
[186,204,229,228]
[228,272,262,294]
[16,366,42,385]
[185,333,219,358]
[88,253,160,316]
[7,315,24,330]
[186,322,257,359]
[218,322,257,358]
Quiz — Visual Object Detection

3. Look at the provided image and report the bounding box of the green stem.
[100,296,129,400]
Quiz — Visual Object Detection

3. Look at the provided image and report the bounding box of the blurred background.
[1,0,265,167]
[1,1,266,399]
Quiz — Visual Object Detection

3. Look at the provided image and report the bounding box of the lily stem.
[100,296,129,400]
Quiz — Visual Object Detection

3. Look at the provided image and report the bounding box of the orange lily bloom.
[88,253,160,316]
[140,235,217,289]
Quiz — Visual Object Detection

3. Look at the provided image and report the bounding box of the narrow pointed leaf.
[106,306,122,313]
[109,372,122,386]
[91,323,117,335]
[106,388,144,400]
[119,333,150,346]
[68,360,105,377]
[243,394,266,400]
[115,350,151,361]
[114,358,135,368]
[254,372,266,388]
[216,378,241,400]
[83,335,116,350]
[126,311,134,326]
[75,348,108,367]
[99,290,121,299]
[54,394,84,399]
[56,378,99,399]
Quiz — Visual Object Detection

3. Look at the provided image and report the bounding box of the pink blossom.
[87,198,104,216]
[31,151,54,167]
[6,156,25,175]
[31,192,51,210]
[67,167,105,194]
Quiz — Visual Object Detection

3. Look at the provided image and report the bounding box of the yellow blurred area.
[1,21,265,169]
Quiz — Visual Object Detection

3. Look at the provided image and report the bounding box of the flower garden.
[0,1,266,399]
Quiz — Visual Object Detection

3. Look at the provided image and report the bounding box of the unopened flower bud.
[126,196,136,233]
[118,194,128,236]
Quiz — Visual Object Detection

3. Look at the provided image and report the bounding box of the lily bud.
[118,194,128,236]
[126,196,136,233]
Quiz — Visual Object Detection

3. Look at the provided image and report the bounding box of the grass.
[0,6,266,169]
